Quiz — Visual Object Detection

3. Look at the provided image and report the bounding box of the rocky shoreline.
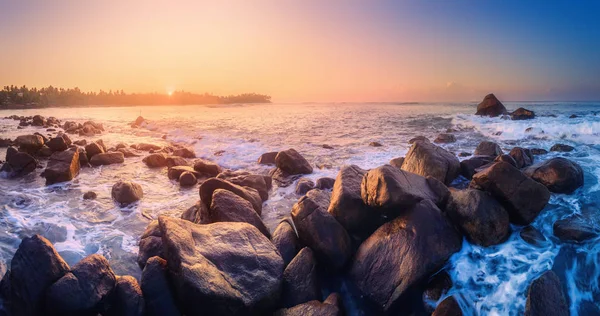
[0,94,587,315]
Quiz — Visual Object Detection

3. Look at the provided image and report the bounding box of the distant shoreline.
[0,102,271,111]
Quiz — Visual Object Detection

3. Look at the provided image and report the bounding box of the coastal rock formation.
[90,152,125,166]
[137,221,164,268]
[193,159,221,177]
[350,200,462,313]
[446,189,510,246]
[315,177,335,190]
[272,221,300,267]
[158,216,284,315]
[295,178,315,195]
[550,144,574,152]
[43,149,80,185]
[112,181,143,205]
[15,134,45,154]
[281,247,320,308]
[433,133,456,144]
[553,214,598,242]
[470,162,550,225]
[511,107,536,120]
[209,189,270,237]
[523,157,584,194]
[474,141,503,156]
[216,170,272,201]
[0,151,37,178]
[140,256,179,316]
[178,171,197,187]
[401,140,460,185]
[275,149,313,175]
[460,155,495,179]
[107,275,145,316]
[475,94,508,117]
[258,151,278,165]
[167,166,199,180]
[85,141,105,160]
[143,153,168,168]
[165,156,188,168]
[199,178,263,215]
[509,147,533,168]
[274,295,343,316]
[525,271,568,316]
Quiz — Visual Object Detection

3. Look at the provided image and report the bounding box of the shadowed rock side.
[43,149,80,185]
[475,93,507,117]
[525,271,569,316]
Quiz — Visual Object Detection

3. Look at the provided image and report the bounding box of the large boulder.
[85,141,105,160]
[272,221,300,267]
[475,93,507,117]
[470,162,550,225]
[143,153,167,168]
[209,189,270,237]
[217,170,272,201]
[523,157,584,194]
[112,181,143,205]
[446,189,510,246]
[199,178,263,215]
[137,221,165,268]
[327,165,370,238]
[511,107,535,120]
[509,147,533,168]
[8,235,70,316]
[281,247,320,308]
[43,149,80,185]
[474,141,503,156]
[350,200,462,313]
[525,271,568,316]
[90,152,125,166]
[0,151,37,178]
[15,135,45,154]
[292,194,351,270]
[193,159,221,177]
[45,254,117,314]
[108,275,145,316]
[401,141,460,185]
[140,256,180,316]
[46,137,68,152]
[158,216,284,315]
[276,149,313,175]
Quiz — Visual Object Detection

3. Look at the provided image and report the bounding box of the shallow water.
[0,102,599,314]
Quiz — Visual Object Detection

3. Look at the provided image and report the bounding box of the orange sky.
[1,1,599,102]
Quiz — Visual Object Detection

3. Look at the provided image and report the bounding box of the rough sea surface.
[0,102,599,315]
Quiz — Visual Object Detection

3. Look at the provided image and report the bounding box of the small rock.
[172,147,195,158]
[474,141,503,156]
[550,144,574,152]
[193,159,221,176]
[90,152,125,166]
[178,171,197,187]
[43,149,80,185]
[523,157,584,194]
[111,181,143,205]
[511,107,535,120]
[83,191,97,200]
[369,141,383,147]
[434,133,456,144]
[276,148,313,175]
[530,148,548,155]
[315,177,335,190]
[295,178,315,195]
[389,157,405,168]
[322,144,334,149]
[258,152,278,164]
[553,214,598,242]
[143,153,167,168]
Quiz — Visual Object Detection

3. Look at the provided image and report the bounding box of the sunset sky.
[1,1,599,102]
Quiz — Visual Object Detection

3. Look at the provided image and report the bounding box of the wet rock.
[46,136,68,152]
[292,194,351,270]
[474,141,503,156]
[167,166,199,180]
[550,144,574,152]
[432,296,463,316]
[270,168,302,187]
[0,151,37,178]
[117,148,139,158]
[369,141,383,147]
[475,93,507,117]
[458,152,471,157]
[172,147,195,158]
[509,147,533,168]
[274,298,342,316]
[45,254,116,315]
[43,149,80,185]
[388,157,405,169]
[553,214,598,242]
[295,178,315,195]
[315,177,335,190]
[32,115,46,126]
[140,256,180,316]
[209,189,270,237]
[281,247,320,308]
[158,216,284,315]
[523,157,584,194]
[0,138,12,147]
[276,148,313,175]
[85,141,105,160]
[178,171,197,187]
[9,235,70,316]
[107,275,145,316]
[216,170,272,201]
[350,200,462,313]
[322,144,334,149]
[520,226,548,246]
[112,181,143,205]
[423,271,453,302]
[401,141,460,185]
[77,147,89,166]
[143,153,167,168]
[83,191,97,200]
[199,178,263,215]
[433,133,456,144]
[90,152,125,166]
[446,189,510,246]
[131,143,162,151]
[272,221,300,267]
[165,156,188,168]
[530,148,548,155]
[494,154,517,167]
[73,139,87,146]
[5,146,17,161]
[470,162,550,225]
[193,159,221,177]
[258,151,278,165]
[37,145,53,157]
[525,271,568,316]
[15,134,45,154]
[137,221,164,268]
[327,165,371,238]
[511,107,536,120]
[132,116,145,127]
[409,136,430,144]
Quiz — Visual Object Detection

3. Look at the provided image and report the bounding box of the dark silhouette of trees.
[0,86,271,108]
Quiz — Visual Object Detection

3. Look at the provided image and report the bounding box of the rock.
[530,148,548,155]
[523,157,584,194]
[73,139,87,146]
[8,235,70,316]
[292,194,351,270]
[509,147,533,168]
[140,256,180,316]
[137,221,164,268]
[306,189,331,210]
[209,189,270,237]
[178,171,197,187]
[409,136,430,144]
[83,191,97,200]
[458,152,471,157]
[315,177,335,190]
[433,133,456,144]
[272,221,300,267]
[15,135,45,154]
[470,162,550,225]
[432,296,463,316]
[494,154,517,167]
[85,141,105,160]
[274,299,342,316]
[322,144,334,149]
[550,144,574,152]
[423,271,453,302]
[132,116,145,127]
[158,216,284,315]
[389,157,405,169]
[281,247,320,308]
[77,147,89,166]
[131,143,162,151]
[90,152,125,166]
[107,275,145,316]
[525,271,568,316]
[167,166,199,180]
[475,93,507,117]
[45,254,116,314]
[474,141,503,156]
[295,178,315,195]
[143,153,167,168]
[165,156,188,168]
[553,214,598,242]
[0,138,12,147]
[199,178,263,215]
[117,148,139,158]
[369,141,383,147]
[0,151,37,178]
[569,114,578,119]
[112,181,143,205]
[350,200,462,313]
[270,168,302,187]
[172,147,195,158]
[511,107,536,120]
[401,141,460,185]
[258,152,278,165]
[460,155,494,179]
[115,143,128,149]
[276,149,313,175]
[5,146,17,161]
[43,149,80,185]
[446,189,510,246]
[37,145,53,157]
[327,165,371,238]
[46,137,68,152]
[32,115,46,126]
[193,159,221,176]
[520,226,548,246]
[216,170,272,201]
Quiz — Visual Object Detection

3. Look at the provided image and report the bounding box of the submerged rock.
[525,271,568,316]
[475,94,508,117]
[550,144,574,152]
[511,107,535,120]
[553,214,598,242]
[523,157,584,194]
[281,247,320,308]
[433,133,456,144]
[112,181,143,205]
[276,148,313,175]
[530,148,548,155]
[140,256,179,316]
[520,226,548,246]
[401,140,460,185]
[369,141,383,147]
[83,191,97,200]
[474,141,503,156]
[43,149,80,185]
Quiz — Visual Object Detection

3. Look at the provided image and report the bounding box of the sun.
[167,90,173,96]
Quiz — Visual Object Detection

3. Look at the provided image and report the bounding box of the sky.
[0,1,599,102]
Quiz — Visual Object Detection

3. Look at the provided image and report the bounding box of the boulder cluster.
[476,94,536,120]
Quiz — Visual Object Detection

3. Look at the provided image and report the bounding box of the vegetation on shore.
[0,85,271,108]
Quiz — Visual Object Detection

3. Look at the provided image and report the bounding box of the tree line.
[0,85,271,108]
